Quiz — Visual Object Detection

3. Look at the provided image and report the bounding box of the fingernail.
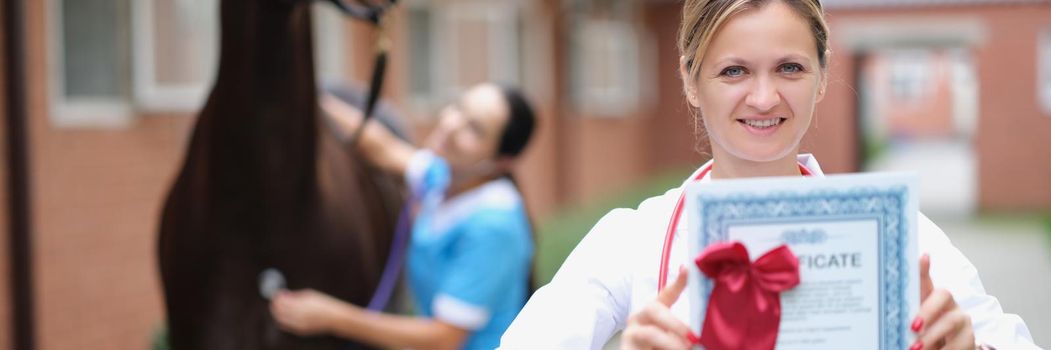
[910,317,923,332]
[909,340,923,350]
[686,331,701,344]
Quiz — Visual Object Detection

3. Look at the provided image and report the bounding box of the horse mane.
[158,1,403,348]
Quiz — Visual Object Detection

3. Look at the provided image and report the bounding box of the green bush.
[533,168,694,287]
[151,326,169,350]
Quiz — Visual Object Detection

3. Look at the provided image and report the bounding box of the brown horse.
[158,0,402,349]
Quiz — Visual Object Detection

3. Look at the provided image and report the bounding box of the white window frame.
[48,0,348,128]
[1039,28,1051,116]
[47,0,134,128]
[313,2,349,86]
[131,0,218,112]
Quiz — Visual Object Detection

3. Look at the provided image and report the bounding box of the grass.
[532,167,695,287]
[1045,215,1051,242]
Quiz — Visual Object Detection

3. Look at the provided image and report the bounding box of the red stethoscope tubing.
[656,163,813,291]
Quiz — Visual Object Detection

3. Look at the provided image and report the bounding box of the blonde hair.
[678,0,830,80]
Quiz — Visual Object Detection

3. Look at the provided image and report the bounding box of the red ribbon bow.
[693,242,800,350]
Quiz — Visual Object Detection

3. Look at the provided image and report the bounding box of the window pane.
[409,7,433,96]
[149,0,217,86]
[62,0,130,98]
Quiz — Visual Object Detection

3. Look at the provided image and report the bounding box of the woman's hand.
[270,289,343,336]
[912,254,976,350]
[622,266,693,350]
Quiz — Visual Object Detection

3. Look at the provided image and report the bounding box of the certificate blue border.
[694,186,909,349]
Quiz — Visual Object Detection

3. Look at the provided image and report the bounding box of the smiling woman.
[678,0,828,177]
[498,1,1038,349]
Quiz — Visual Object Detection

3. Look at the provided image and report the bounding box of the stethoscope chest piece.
[259,268,286,300]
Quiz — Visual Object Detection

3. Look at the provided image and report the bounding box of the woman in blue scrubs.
[270,83,537,350]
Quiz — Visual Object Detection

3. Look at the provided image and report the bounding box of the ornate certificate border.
[691,183,913,349]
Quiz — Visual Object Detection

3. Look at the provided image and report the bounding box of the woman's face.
[683,0,827,164]
[424,84,510,179]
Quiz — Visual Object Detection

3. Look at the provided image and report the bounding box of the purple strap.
[365,198,414,311]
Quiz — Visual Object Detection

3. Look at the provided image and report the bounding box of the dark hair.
[493,84,540,296]
[495,84,537,158]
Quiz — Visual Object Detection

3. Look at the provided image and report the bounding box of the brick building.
[2,0,1050,348]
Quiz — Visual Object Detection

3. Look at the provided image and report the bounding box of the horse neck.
[201,0,319,207]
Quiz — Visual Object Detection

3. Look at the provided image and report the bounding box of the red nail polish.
[687,331,701,344]
[911,317,923,332]
[909,341,924,350]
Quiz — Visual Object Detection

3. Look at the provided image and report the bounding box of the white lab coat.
[500,155,1038,349]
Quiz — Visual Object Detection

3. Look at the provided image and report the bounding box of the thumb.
[658,265,689,307]
[919,253,933,301]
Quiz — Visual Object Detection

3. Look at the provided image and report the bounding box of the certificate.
[685,172,919,349]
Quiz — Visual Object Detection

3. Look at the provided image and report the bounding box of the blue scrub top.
[404,152,533,350]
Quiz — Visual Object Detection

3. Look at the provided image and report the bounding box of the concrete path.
[870,139,1051,346]
[866,138,978,216]
[931,215,1051,347]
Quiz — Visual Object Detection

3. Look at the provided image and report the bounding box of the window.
[1039,28,1051,115]
[405,0,522,114]
[408,5,435,98]
[568,0,645,118]
[49,0,346,128]
[48,0,133,127]
[571,19,641,117]
[888,49,931,103]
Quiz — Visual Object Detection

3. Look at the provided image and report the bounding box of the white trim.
[430,178,521,235]
[46,0,134,128]
[51,100,134,128]
[131,0,218,112]
[838,17,987,51]
[1039,28,1051,116]
[313,2,348,85]
[433,293,491,331]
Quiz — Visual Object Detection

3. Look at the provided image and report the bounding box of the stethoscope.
[656,162,813,292]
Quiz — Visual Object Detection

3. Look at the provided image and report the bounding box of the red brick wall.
[972,5,1051,210]
[23,0,189,348]
[645,2,711,173]
[9,1,1050,347]
[516,2,565,218]
[565,115,652,204]
[828,4,1051,210]
[800,35,860,174]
